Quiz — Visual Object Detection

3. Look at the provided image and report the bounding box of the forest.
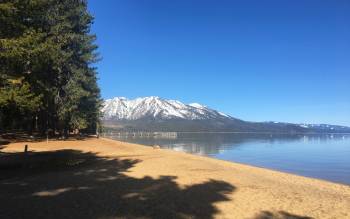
[0,0,101,137]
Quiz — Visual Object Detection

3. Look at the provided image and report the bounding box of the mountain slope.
[102,96,231,120]
[102,97,350,133]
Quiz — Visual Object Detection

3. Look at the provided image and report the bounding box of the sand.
[0,137,349,219]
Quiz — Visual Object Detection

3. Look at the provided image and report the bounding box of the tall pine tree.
[0,0,101,136]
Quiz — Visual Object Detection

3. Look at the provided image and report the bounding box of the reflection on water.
[104,133,350,185]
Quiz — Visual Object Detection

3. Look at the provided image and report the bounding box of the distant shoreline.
[103,131,350,134]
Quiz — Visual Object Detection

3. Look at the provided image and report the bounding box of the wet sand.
[0,137,349,219]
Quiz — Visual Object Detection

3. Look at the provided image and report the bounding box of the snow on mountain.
[102,96,231,120]
[188,103,205,108]
[264,121,350,132]
[298,123,349,130]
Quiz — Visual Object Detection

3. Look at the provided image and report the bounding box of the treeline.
[0,0,101,137]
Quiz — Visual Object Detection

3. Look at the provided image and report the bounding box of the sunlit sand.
[1,137,349,218]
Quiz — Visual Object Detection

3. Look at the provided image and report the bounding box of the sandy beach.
[0,137,349,219]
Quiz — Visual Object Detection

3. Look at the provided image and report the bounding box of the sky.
[88,0,350,126]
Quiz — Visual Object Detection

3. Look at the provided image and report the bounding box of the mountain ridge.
[102,96,232,120]
[102,96,350,133]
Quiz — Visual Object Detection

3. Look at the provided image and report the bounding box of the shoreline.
[1,137,350,218]
[102,131,350,135]
[103,137,350,187]
[104,135,350,186]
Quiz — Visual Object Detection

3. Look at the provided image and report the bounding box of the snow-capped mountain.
[102,96,350,133]
[102,96,231,120]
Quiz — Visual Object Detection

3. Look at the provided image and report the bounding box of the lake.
[104,132,350,185]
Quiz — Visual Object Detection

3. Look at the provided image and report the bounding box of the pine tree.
[0,0,101,136]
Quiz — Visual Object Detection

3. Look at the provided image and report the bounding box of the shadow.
[0,145,7,151]
[0,139,10,146]
[1,132,44,143]
[0,135,11,148]
[0,132,95,146]
[254,211,314,219]
[0,150,235,219]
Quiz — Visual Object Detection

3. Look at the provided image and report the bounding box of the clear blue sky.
[88,0,350,126]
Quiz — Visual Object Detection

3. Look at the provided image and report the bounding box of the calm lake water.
[105,132,350,185]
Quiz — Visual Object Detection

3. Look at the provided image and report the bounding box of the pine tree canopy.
[0,0,101,136]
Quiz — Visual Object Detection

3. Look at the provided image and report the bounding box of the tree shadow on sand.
[254,210,314,219]
[0,150,235,219]
[0,132,94,145]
